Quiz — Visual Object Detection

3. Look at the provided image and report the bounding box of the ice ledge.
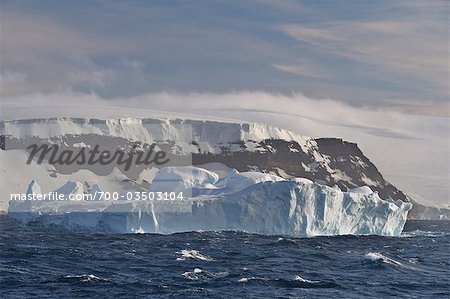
[1,117,310,146]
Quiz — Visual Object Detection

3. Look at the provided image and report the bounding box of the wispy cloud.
[0,9,139,96]
[272,63,328,78]
[387,99,450,118]
[1,0,447,111]
[277,18,448,97]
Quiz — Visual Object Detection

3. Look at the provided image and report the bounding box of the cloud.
[1,4,296,97]
[277,25,342,43]
[0,71,28,95]
[1,1,447,113]
[0,10,138,97]
[272,64,328,78]
[277,18,448,96]
[386,99,450,118]
[251,0,313,14]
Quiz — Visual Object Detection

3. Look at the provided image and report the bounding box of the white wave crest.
[63,274,107,282]
[294,275,320,283]
[365,252,404,267]
[176,249,214,261]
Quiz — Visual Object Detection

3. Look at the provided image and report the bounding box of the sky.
[0,0,449,205]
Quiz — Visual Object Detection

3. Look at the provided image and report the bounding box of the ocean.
[0,218,448,298]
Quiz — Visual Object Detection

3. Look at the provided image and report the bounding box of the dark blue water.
[1,217,448,298]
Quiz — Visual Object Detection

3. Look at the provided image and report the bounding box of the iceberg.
[54,181,84,199]
[8,166,412,237]
[149,166,220,194]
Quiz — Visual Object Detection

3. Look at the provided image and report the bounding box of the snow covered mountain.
[1,117,407,198]
[0,117,441,227]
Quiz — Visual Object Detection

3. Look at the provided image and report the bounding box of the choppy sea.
[0,217,448,298]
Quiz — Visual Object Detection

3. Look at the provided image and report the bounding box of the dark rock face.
[0,135,5,151]
[314,138,407,202]
[193,137,408,202]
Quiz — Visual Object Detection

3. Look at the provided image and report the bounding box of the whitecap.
[365,252,411,269]
[400,230,447,238]
[176,249,214,261]
[294,275,320,283]
[237,277,269,283]
[181,268,203,280]
[181,268,228,280]
[131,226,146,234]
[63,274,108,282]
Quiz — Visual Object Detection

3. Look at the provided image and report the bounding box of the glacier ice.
[8,166,412,237]
[54,181,84,199]
[27,179,42,195]
[2,117,311,154]
[149,166,220,194]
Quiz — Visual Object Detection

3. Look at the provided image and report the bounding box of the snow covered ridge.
[1,117,405,195]
[1,117,310,146]
[8,166,412,237]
